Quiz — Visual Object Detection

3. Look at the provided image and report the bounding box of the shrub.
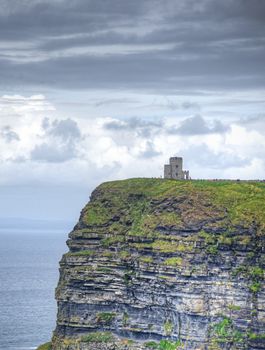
[213,317,243,344]
[158,339,182,350]
[164,320,173,335]
[96,312,116,323]
[249,281,261,293]
[206,245,218,255]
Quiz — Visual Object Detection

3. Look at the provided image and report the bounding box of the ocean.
[0,229,68,350]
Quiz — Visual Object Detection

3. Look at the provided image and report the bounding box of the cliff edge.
[43,178,265,350]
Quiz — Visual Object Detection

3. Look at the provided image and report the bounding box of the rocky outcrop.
[51,178,265,350]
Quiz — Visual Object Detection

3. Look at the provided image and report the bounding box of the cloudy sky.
[0,0,265,224]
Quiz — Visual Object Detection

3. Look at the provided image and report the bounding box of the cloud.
[0,95,264,190]
[168,115,229,135]
[30,117,82,162]
[181,143,250,170]
[0,0,264,93]
[138,141,161,159]
[42,117,81,140]
[235,114,265,133]
[103,117,163,138]
[0,126,20,142]
[93,97,139,107]
[181,101,200,110]
[30,141,77,163]
[0,94,55,118]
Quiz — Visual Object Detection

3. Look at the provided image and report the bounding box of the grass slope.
[83,178,265,233]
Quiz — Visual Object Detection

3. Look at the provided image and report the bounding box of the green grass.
[249,266,264,278]
[164,320,173,335]
[152,240,193,253]
[212,317,243,344]
[140,256,153,263]
[163,257,183,266]
[81,331,115,343]
[248,332,265,340]
[102,235,125,246]
[192,180,265,229]
[100,178,265,224]
[232,264,264,293]
[80,178,265,241]
[96,312,116,323]
[119,250,131,259]
[144,339,182,350]
[84,202,113,225]
[36,343,52,350]
[227,304,241,311]
[145,341,159,349]
[66,250,95,256]
[249,281,262,293]
[206,245,218,255]
[132,240,193,253]
[122,312,129,326]
[139,212,182,231]
[126,204,181,239]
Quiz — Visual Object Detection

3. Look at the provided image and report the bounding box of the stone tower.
[164,156,190,179]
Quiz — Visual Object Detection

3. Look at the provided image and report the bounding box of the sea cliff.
[40,178,265,350]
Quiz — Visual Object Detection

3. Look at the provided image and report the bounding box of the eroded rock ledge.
[49,178,265,350]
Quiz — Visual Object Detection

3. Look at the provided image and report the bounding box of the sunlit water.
[0,230,67,350]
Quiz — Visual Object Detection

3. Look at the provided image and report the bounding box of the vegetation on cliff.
[36,342,52,350]
[50,178,264,350]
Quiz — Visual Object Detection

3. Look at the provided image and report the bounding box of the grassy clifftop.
[82,178,265,234]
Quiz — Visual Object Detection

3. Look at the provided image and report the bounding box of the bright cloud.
[0,94,264,189]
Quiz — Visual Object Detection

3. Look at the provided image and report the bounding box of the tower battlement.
[164,156,190,180]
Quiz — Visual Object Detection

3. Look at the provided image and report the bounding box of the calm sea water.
[0,230,68,350]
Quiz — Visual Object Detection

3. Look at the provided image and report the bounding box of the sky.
[0,0,265,224]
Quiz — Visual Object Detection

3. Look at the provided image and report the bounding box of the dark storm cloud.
[0,0,265,92]
[0,0,145,41]
[1,0,264,41]
[0,45,264,93]
[168,115,229,135]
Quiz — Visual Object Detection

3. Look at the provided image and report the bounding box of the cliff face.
[52,179,265,350]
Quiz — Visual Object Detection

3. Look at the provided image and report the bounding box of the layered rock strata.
[51,179,265,350]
